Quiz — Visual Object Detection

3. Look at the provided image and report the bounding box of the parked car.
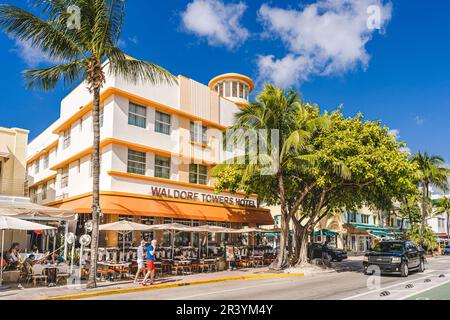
[363,240,425,277]
[308,242,348,262]
[443,245,450,255]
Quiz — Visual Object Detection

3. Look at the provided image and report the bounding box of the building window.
[232,82,238,97]
[155,111,171,135]
[239,82,244,99]
[154,155,170,179]
[244,85,249,100]
[60,167,69,188]
[189,164,208,185]
[348,212,357,223]
[79,117,83,132]
[0,160,3,177]
[41,182,47,200]
[34,160,40,174]
[225,81,231,97]
[43,154,49,170]
[63,129,71,149]
[190,122,207,145]
[128,102,147,128]
[127,149,146,175]
[361,214,370,224]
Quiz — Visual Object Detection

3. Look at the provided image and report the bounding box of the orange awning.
[52,193,274,226]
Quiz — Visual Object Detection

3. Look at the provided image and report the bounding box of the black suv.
[363,240,426,277]
[308,242,348,262]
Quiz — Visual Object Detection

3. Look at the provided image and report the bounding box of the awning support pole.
[63,222,69,260]
[0,230,4,287]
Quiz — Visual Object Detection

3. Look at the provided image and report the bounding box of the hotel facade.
[26,66,273,248]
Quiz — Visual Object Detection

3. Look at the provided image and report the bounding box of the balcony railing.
[0,178,27,197]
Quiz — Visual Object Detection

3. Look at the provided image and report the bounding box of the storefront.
[52,190,274,250]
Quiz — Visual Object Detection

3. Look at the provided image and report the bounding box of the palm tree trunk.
[87,86,101,289]
[419,182,429,247]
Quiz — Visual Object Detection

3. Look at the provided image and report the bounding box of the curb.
[37,273,304,300]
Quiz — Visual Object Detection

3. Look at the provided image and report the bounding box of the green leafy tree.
[433,197,450,237]
[0,0,176,288]
[214,85,330,269]
[410,152,449,247]
[406,224,438,253]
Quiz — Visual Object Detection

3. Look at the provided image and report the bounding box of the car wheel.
[418,259,425,273]
[400,262,409,277]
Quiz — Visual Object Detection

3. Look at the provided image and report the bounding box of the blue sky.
[0,0,449,162]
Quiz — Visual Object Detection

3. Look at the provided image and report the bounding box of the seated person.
[45,251,65,264]
[0,252,7,270]
[6,243,21,271]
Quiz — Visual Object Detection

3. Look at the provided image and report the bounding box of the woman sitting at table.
[5,243,22,271]
[44,251,65,264]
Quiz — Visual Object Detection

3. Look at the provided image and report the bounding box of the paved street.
[86,256,450,300]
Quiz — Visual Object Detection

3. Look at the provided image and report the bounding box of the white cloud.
[414,115,424,126]
[257,0,393,87]
[128,36,139,45]
[399,146,411,154]
[181,0,249,49]
[388,129,400,138]
[10,39,53,68]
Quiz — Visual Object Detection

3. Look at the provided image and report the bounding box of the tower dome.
[209,73,254,106]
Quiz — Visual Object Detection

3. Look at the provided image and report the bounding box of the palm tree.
[410,152,449,247]
[219,85,330,269]
[433,197,450,238]
[0,1,176,288]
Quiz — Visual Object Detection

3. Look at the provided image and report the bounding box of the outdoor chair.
[192,260,208,273]
[182,261,192,275]
[96,266,114,281]
[30,264,48,287]
[115,266,130,279]
[56,264,70,285]
[172,261,184,275]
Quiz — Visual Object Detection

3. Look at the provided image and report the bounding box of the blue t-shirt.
[146,245,155,260]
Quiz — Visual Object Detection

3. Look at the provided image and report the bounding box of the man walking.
[141,240,157,286]
[134,240,147,284]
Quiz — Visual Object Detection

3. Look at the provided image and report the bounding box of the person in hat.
[134,240,147,283]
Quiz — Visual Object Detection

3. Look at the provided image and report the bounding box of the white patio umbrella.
[146,223,198,259]
[99,220,153,261]
[0,216,55,288]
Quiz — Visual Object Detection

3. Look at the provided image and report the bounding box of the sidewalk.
[0,267,303,300]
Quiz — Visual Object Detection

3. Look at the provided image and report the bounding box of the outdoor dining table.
[97,261,131,281]
[42,264,58,287]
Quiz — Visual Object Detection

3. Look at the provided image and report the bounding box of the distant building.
[429,187,450,245]
[0,126,29,197]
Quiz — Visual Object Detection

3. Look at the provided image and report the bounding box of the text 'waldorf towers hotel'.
[26,65,273,247]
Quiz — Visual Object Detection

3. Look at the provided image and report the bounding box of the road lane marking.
[342,273,438,300]
[174,278,296,300]
[400,279,450,300]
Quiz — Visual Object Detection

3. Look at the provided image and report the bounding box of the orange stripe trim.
[108,171,256,198]
[49,138,217,170]
[27,140,58,164]
[52,87,227,134]
[28,174,57,189]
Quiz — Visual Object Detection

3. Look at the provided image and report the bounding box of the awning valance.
[52,193,274,225]
[311,229,338,237]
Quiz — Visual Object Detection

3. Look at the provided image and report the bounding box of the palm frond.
[107,48,176,85]
[0,4,85,61]
[23,59,86,91]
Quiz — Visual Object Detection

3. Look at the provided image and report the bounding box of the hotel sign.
[150,186,257,208]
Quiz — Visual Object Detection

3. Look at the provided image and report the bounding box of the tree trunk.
[87,86,101,289]
[419,182,428,247]
[296,226,309,266]
[292,218,301,264]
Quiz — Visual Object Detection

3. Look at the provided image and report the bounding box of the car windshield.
[372,242,404,253]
